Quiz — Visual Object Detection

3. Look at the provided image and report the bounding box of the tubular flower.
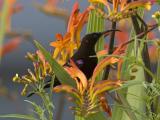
[53,59,122,117]
[50,33,76,65]
[13,51,52,96]
[67,1,90,48]
[0,37,22,57]
[0,0,23,31]
[50,2,90,65]
[89,0,151,22]
[34,0,69,21]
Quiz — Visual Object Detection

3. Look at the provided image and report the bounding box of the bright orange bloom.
[0,37,22,56]
[53,59,122,117]
[34,0,69,20]
[67,1,90,48]
[50,33,77,65]
[0,0,23,31]
[89,0,151,21]
[50,2,90,65]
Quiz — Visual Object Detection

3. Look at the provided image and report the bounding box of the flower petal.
[99,94,112,116]
[64,60,88,91]
[53,84,81,99]
[67,1,79,32]
[121,1,151,11]
[91,57,119,85]
[0,37,22,56]
[92,80,122,100]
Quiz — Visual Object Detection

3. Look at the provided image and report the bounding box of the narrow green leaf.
[34,40,76,87]
[0,114,37,120]
[112,27,136,120]
[113,94,138,120]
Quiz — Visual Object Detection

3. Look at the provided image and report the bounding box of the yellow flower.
[152,11,160,18]
[13,51,52,96]
[152,10,160,31]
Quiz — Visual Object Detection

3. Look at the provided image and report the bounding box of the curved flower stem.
[103,22,117,79]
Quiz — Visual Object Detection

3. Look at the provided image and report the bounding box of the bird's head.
[81,29,120,48]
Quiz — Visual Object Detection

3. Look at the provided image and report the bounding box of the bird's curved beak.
[101,29,121,37]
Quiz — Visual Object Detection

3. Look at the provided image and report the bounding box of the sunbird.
[28,29,120,97]
[46,29,120,86]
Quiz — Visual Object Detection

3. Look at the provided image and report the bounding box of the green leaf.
[24,100,45,115]
[112,9,147,120]
[0,114,37,120]
[112,94,138,120]
[157,0,160,5]
[34,40,76,87]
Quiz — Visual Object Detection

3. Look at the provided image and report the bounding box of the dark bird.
[27,29,119,97]
[70,30,118,79]
[51,29,120,85]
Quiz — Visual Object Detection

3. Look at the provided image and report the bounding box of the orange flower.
[34,0,69,21]
[50,33,77,65]
[53,59,122,117]
[50,2,90,65]
[89,0,151,21]
[0,0,23,31]
[0,37,22,56]
[67,1,90,48]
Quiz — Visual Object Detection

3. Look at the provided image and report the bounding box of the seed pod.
[131,67,138,73]
[130,75,136,80]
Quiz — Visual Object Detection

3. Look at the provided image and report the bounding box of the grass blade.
[0,114,37,120]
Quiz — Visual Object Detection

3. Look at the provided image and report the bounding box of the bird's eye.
[93,34,97,38]
[85,40,89,43]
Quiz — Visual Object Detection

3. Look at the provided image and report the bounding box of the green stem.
[131,14,152,83]
[39,92,53,120]
[156,47,160,83]
[104,22,117,79]
[112,9,147,120]
[0,1,10,60]
[154,47,160,113]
